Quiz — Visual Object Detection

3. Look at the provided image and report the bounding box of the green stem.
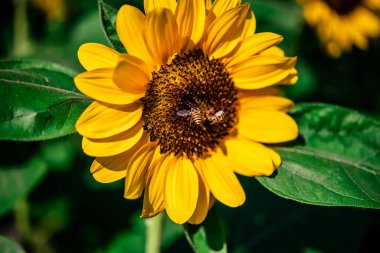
[14,198,32,241]
[13,0,32,56]
[145,213,164,253]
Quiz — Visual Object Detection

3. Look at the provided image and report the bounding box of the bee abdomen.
[192,110,202,125]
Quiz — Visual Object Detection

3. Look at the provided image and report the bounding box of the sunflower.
[31,0,66,21]
[74,0,298,225]
[300,0,380,57]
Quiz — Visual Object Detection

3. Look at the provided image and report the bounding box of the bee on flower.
[207,109,225,124]
[74,0,298,224]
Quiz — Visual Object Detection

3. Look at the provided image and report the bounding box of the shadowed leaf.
[0,158,47,217]
[257,103,380,209]
[0,59,91,141]
[98,0,126,53]
[183,207,227,253]
[0,236,26,253]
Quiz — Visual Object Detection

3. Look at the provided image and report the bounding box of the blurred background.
[0,0,379,252]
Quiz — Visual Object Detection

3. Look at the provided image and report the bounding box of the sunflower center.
[141,49,238,158]
[324,0,362,15]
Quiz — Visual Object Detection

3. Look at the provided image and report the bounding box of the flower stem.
[13,0,33,56]
[14,198,32,241]
[145,213,164,253]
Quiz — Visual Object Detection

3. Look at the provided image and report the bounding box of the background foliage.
[0,0,379,252]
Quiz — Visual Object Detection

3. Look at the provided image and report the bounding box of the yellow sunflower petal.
[90,158,126,184]
[188,173,209,225]
[78,43,120,71]
[266,147,281,168]
[349,22,369,50]
[223,33,283,67]
[74,68,143,105]
[90,135,149,183]
[144,0,177,14]
[303,1,328,25]
[141,186,157,218]
[175,0,206,51]
[223,138,277,176]
[278,68,298,85]
[195,150,245,207]
[239,95,294,112]
[82,121,144,157]
[143,8,179,66]
[367,0,380,9]
[142,185,165,218]
[205,0,212,10]
[356,7,380,37]
[238,109,298,143]
[241,9,256,39]
[124,142,158,199]
[202,0,241,41]
[326,41,343,58]
[113,54,151,94]
[259,46,285,56]
[76,101,142,139]
[141,154,172,218]
[203,4,250,59]
[231,56,297,89]
[149,155,172,205]
[116,5,155,69]
[165,156,199,224]
[210,0,242,18]
[239,87,281,97]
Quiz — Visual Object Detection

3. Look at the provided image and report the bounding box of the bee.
[177,107,202,125]
[208,110,225,124]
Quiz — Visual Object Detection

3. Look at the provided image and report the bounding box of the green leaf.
[257,103,380,208]
[98,0,125,53]
[0,59,91,141]
[183,207,227,253]
[0,158,47,217]
[0,236,26,253]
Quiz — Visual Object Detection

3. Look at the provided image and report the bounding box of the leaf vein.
[277,147,380,174]
[0,78,87,99]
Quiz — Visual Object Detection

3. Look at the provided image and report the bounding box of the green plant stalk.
[13,0,32,56]
[14,199,32,242]
[145,213,164,253]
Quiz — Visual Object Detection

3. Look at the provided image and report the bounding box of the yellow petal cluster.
[300,0,380,57]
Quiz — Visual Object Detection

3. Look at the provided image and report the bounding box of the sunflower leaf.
[98,0,125,53]
[0,236,26,253]
[0,158,47,217]
[183,207,227,253]
[257,103,380,209]
[0,59,91,141]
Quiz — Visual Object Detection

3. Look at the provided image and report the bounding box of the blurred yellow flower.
[31,0,66,21]
[300,0,380,57]
[74,0,298,224]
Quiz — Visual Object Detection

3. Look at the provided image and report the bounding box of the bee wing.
[214,110,224,117]
[177,110,191,117]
